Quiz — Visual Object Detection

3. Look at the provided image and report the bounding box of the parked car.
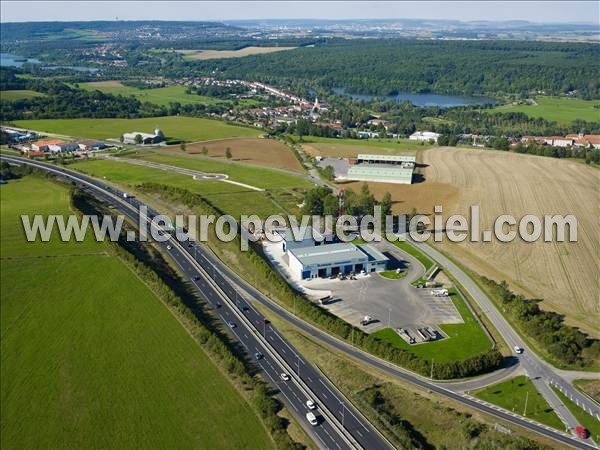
[576,425,589,439]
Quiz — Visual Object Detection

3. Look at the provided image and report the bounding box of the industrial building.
[346,165,414,184]
[287,242,388,279]
[344,154,416,184]
[274,228,388,279]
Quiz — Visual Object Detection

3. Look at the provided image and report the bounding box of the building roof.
[123,132,158,139]
[357,244,389,263]
[274,227,327,243]
[357,154,416,163]
[77,139,105,146]
[347,165,413,183]
[31,139,65,147]
[288,242,367,266]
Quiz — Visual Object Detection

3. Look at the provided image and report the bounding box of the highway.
[3,155,598,450]
[1,156,389,450]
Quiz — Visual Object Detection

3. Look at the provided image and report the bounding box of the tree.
[134,134,143,145]
[180,142,187,152]
[225,147,232,160]
[295,119,310,140]
[201,146,208,156]
[322,165,335,181]
[381,192,393,217]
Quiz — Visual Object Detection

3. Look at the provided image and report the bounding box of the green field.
[551,386,600,441]
[494,96,600,123]
[371,289,492,363]
[1,89,46,101]
[301,136,426,156]
[0,177,274,449]
[71,159,292,217]
[473,376,563,430]
[11,116,261,142]
[129,150,312,190]
[77,81,222,106]
[76,81,261,108]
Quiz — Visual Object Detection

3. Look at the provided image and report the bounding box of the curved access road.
[394,236,600,432]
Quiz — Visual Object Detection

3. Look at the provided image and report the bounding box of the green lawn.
[0,177,274,449]
[71,159,288,217]
[11,116,261,142]
[494,96,600,124]
[391,240,434,272]
[473,376,564,430]
[372,289,492,363]
[378,269,406,280]
[551,386,600,441]
[1,89,46,101]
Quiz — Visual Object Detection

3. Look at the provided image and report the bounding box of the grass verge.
[550,386,600,442]
[472,376,563,430]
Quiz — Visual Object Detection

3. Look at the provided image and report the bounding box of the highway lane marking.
[319,379,370,432]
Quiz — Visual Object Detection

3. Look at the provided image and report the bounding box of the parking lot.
[301,241,463,333]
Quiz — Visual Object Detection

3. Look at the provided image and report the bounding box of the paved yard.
[304,240,463,332]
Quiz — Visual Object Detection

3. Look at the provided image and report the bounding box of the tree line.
[481,278,599,368]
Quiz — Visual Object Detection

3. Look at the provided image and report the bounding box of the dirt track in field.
[340,147,599,334]
[167,138,304,172]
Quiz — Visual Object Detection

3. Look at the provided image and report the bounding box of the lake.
[332,87,497,107]
[1,53,41,67]
[1,52,99,73]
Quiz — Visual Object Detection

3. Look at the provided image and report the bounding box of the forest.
[194,39,600,99]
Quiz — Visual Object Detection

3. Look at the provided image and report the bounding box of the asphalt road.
[3,156,597,450]
[397,238,600,426]
[1,156,389,450]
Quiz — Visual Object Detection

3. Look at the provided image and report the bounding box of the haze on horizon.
[1,1,598,24]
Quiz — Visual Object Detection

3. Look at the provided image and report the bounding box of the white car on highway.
[306,412,318,426]
[280,373,290,381]
[514,346,524,354]
[306,399,316,410]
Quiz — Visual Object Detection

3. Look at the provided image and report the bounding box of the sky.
[1,1,598,24]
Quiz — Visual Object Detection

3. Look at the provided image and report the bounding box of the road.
[1,156,388,450]
[3,155,597,449]
[393,237,600,431]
